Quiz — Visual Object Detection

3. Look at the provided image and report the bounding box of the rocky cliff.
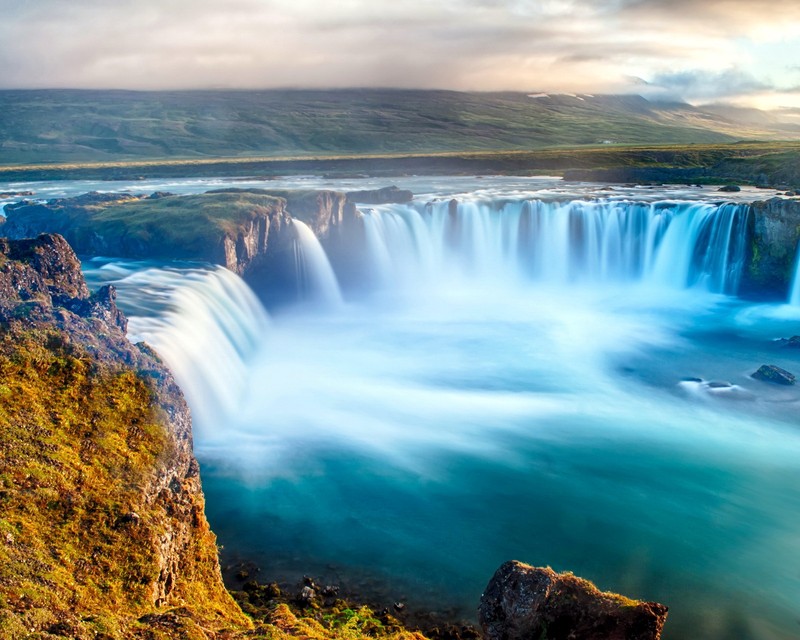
[0,234,249,638]
[2,191,294,277]
[741,198,800,298]
[1,189,364,307]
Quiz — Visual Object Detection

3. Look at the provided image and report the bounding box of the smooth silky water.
[74,180,800,640]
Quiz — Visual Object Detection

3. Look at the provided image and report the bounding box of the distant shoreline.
[0,142,799,186]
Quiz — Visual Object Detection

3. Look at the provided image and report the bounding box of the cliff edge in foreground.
[0,234,249,638]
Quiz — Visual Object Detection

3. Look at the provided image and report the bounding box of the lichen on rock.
[478,561,668,640]
[0,233,249,638]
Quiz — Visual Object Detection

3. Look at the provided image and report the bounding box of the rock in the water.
[752,364,796,385]
[479,561,668,640]
[784,336,800,349]
[718,184,741,192]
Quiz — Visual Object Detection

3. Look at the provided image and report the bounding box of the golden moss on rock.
[0,234,249,638]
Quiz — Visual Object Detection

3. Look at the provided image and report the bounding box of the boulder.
[718,184,741,192]
[752,364,796,385]
[479,561,668,640]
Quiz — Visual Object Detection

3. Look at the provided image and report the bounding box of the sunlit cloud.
[0,0,798,107]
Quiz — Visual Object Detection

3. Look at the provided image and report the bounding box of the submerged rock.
[752,364,796,385]
[479,561,668,640]
[718,184,741,192]
[783,335,800,349]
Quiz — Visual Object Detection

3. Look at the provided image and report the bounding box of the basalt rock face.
[3,191,294,278]
[0,234,248,638]
[479,561,668,640]
[2,189,363,307]
[741,198,800,298]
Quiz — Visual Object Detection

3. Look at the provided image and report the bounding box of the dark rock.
[718,184,741,192]
[321,585,340,597]
[752,364,796,385]
[299,586,316,604]
[0,190,34,198]
[680,377,703,383]
[740,198,800,298]
[479,561,668,640]
[783,336,800,349]
[707,381,733,389]
[346,186,414,205]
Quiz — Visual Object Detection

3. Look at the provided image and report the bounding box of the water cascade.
[292,219,344,307]
[790,241,800,305]
[95,266,270,438]
[357,199,749,295]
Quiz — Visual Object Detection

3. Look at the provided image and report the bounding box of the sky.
[1,0,799,109]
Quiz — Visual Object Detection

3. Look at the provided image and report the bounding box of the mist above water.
[83,191,800,640]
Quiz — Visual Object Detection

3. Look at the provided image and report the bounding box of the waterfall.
[292,219,344,307]
[356,199,750,295]
[791,242,800,305]
[107,266,270,437]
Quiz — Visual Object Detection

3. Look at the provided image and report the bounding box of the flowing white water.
[791,241,800,305]
[356,200,749,296]
[83,264,271,439]
[82,193,800,640]
[292,219,344,307]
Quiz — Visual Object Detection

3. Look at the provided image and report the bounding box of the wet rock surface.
[479,561,668,640]
[752,364,796,385]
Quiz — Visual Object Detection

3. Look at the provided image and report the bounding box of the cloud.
[0,0,797,107]
[645,69,772,100]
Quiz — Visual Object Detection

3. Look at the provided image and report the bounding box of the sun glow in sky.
[1,0,799,108]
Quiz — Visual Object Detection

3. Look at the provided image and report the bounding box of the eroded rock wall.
[742,198,800,298]
[0,234,248,638]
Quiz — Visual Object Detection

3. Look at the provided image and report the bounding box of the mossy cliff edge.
[0,234,249,638]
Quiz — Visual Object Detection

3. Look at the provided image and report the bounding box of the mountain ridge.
[2,88,798,166]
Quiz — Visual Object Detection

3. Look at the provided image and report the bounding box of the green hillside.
[2,89,798,165]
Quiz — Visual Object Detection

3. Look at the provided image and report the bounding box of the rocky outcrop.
[479,561,668,640]
[2,189,365,307]
[741,198,800,298]
[0,234,248,638]
[2,191,294,278]
[752,364,796,385]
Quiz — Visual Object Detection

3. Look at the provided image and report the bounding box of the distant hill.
[1,89,798,165]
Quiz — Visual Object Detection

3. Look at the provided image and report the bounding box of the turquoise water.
[193,289,800,640]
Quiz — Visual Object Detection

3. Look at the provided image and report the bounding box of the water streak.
[292,219,344,307]
[355,199,749,296]
[790,241,800,305]
[96,266,270,438]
